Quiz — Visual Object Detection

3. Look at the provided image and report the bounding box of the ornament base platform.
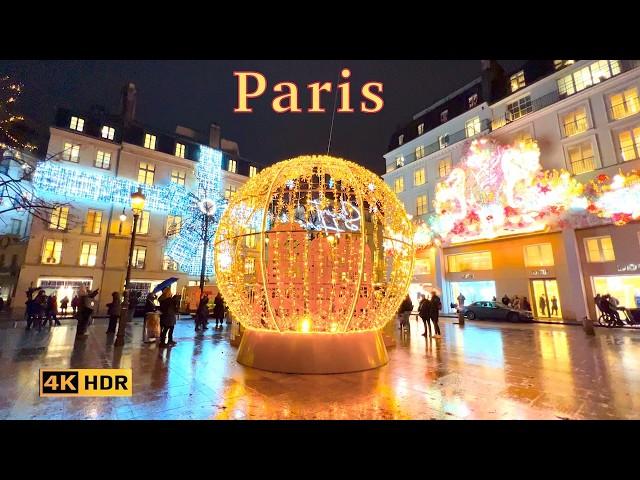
[236,329,389,374]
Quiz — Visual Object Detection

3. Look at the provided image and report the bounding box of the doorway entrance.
[530,279,562,318]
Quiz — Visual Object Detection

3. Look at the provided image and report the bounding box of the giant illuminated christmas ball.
[213,155,415,373]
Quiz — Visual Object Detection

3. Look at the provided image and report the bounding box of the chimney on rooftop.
[480,60,505,104]
[209,123,221,149]
[121,82,137,124]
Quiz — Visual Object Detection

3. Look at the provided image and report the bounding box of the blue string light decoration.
[32,145,226,277]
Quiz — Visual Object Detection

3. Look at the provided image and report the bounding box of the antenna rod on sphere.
[326,69,341,155]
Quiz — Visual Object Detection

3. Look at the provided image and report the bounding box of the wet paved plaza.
[0,316,639,420]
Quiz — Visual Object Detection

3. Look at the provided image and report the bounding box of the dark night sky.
[0,60,524,175]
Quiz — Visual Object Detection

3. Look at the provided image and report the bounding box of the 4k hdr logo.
[39,369,132,397]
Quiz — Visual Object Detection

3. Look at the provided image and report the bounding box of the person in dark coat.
[0,297,4,312]
[429,290,442,338]
[60,296,69,316]
[158,288,178,347]
[27,290,47,330]
[76,286,97,337]
[398,294,413,330]
[213,292,225,328]
[195,295,209,331]
[144,293,157,316]
[71,295,79,316]
[45,294,60,326]
[501,294,511,306]
[106,292,121,334]
[418,294,431,337]
[522,297,532,312]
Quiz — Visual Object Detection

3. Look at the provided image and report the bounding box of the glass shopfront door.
[531,279,562,318]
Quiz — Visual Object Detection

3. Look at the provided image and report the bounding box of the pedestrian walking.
[398,294,413,331]
[418,294,431,337]
[429,290,442,338]
[60,296,69,316]
[550,296,559,316]
[75,286,97,337]
[195,294,209,331]
[45,293,60,326]
[456,292,466,309]
[539,295,547,316]
[106,292,121,334]
[28,290,47,330]
[71,295,79,316]
[213,292,225,328]
[158,288,178,347]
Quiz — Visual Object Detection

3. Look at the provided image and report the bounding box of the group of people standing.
[398,291,443,339]
[24,288,87,331]
[195,292,226,331]
[500,294,535,313]
[594,293,625,326]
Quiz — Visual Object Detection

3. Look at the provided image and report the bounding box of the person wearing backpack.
[429,290,442,338]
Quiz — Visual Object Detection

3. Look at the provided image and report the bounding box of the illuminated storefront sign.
[617,263,640,273]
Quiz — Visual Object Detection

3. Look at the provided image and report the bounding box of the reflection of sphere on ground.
[213,155,415,334]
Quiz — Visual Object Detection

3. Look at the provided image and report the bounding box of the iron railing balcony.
[609,96,640,121]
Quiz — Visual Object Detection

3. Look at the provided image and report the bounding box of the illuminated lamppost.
[114,187,146,347]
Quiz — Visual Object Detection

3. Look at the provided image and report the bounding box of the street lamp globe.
[130,188,146,214]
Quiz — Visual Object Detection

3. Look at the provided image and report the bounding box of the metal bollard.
[582,316,595,336]
[457,311,465,326]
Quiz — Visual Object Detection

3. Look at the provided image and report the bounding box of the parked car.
[462,301,533,322]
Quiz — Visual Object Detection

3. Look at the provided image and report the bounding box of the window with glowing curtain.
[69,116,84,132]
[394,176,404,193]
[79,242,98,266]
[249,165,257,177]
[95,150,111,169]
[465,116,481,137]
[415,145,425,159]
[175,143,186,158]
[144,134,156,150]
[414,168,425,186]
[137,162,155,185]
[132,246,146,269]
[567,141,595,175]
[101,126,115,140]
[85,209,102,234]
[507,96,532,120]
[224,185,237,199]
[609,87,640,120]
[62,143,80,162]
[42,239,62,264]
[524,243,554,267]
[585,236,615,262]
[561,107,588,137]
[447,251,493,272]
[49,207,69,230]
[170,169,186,186]
[618,126,640,161]
[510,70,526,92]
[416,194,428,215]
[135,211,150,235]
[438,158,452,178]
[228,159,237,173]
[558,60,621,96]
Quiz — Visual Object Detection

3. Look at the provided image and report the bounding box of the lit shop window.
[166,215,182,235]
[609,87,640,121]
[417,123,424,135]
[85,209,102,234]
[524,243,554,267]
[171,169,186,186]
[224,185,237,199]
[447,251,492,272]
[414,168,425,186]
[49,207,69,230]
[163,254,178,271]
[561,107,588,137]
[137,162,155,185]
[438,158,452,178]
[468,93,478,109]
[249,165,257,178]
[132,246,146,269]
[144,134,156,150]
[398,134,404,146]
[554,60,575,70]
[567,141,596,175]
[510,70,526,92]
[42,239,63,264]
[396,156,404,168]
[618,126,640,161]
[507,95,533,121]
[557,60,621,97]
[585,236,615,263]
[69,116,84,132]
[465,116,481,138]
[415,145,425,159]
[394,177,404,193]
[62,143,80,162]
[414,257,431,275]
[135,211,150,235]
[101,126,115,140]
[95,150,111,169]
[416,195,428,216]
[228,159,237,173]
[175,142,186,158]
[79,242,98,267]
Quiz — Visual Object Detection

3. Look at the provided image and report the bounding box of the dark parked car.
[462,301,533,322]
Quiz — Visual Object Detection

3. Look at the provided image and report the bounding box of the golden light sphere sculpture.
[213,155,415,373]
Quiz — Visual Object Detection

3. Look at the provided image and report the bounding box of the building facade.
[12,83,261,316]
[384,60,640,320]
